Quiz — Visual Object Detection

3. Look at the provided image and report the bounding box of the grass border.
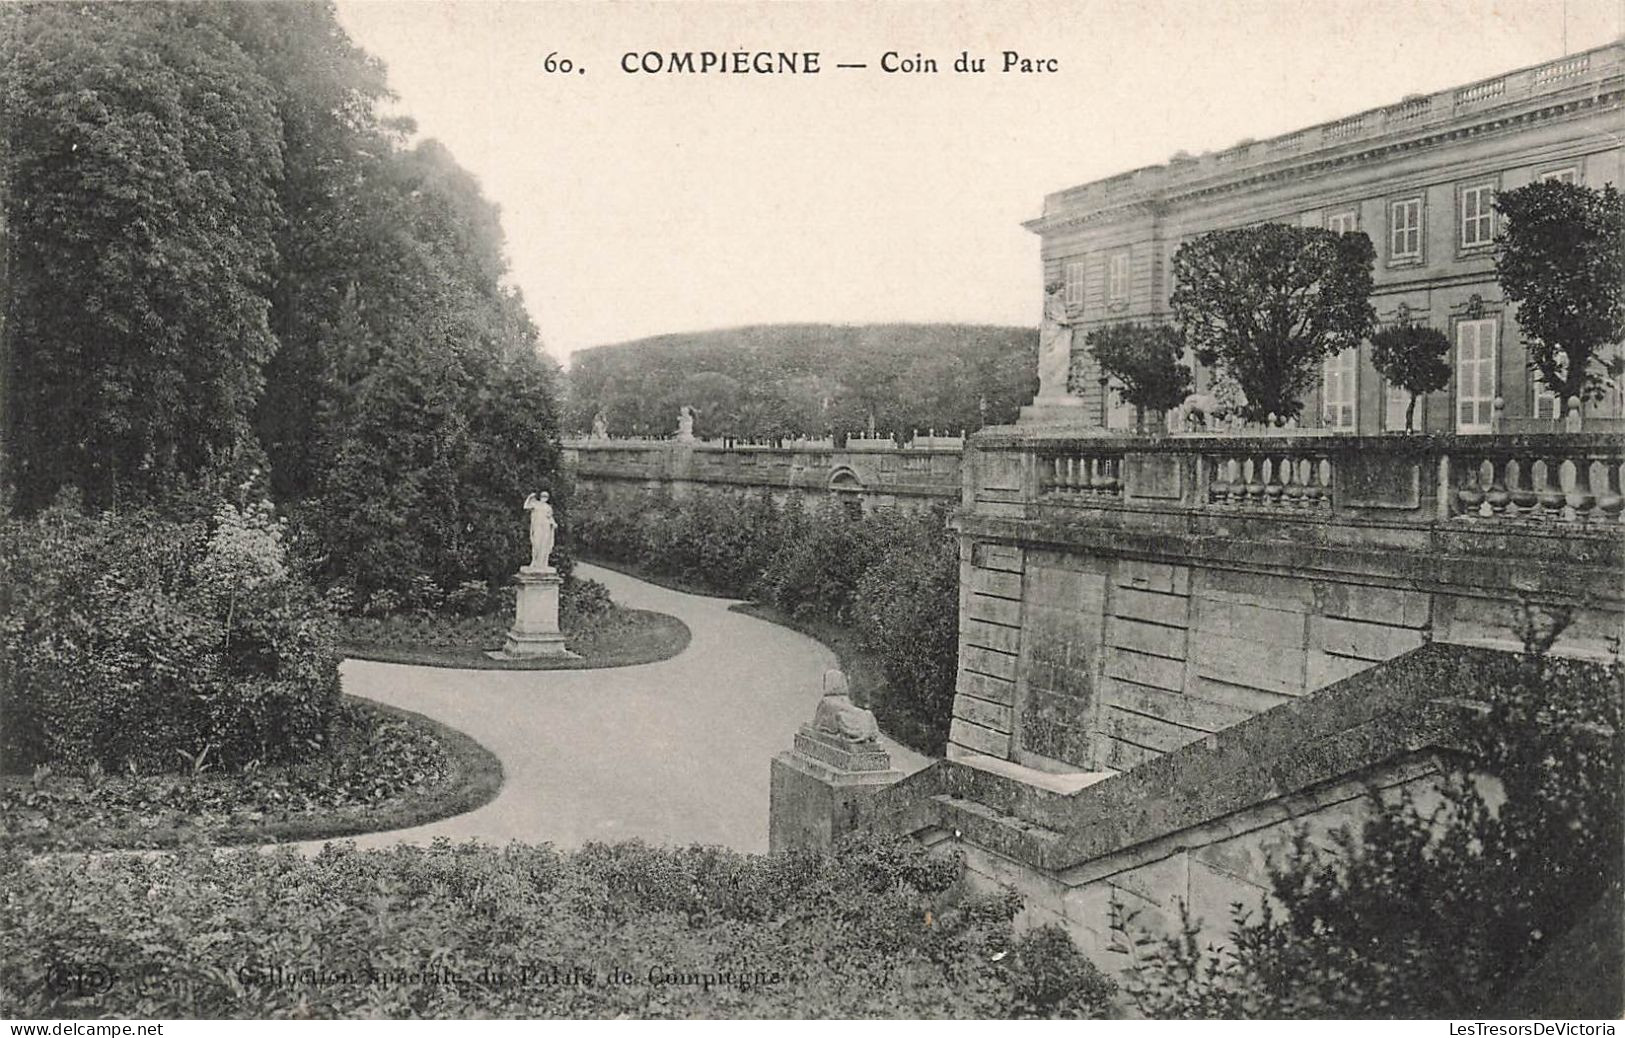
[339,607,691,671]
[1,696,505,852]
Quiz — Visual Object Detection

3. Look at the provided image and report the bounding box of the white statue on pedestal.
[1037,282,1075,399]
[676,405,696,442]
[522,492,556,572]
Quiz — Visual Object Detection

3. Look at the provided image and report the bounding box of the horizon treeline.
[566,324,1039,441]
[1,2,564,598]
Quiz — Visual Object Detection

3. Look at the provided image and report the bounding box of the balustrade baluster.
[1484,455,1512,516]
[1101,457,1121,496]
[1282,457,1306,509]
[1564,456,1596,522]
[1244,458,1265,504]
[1596,460,1624,524]
[1263,457,1284,506]
[1456,454,1486,515]
[1508,458,1538,518]
[1537,456,1565,519]
[1209,458,1231,504]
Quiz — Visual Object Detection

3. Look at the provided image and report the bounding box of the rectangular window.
[1390,198,1422,260]
[1108,251,1130,304]
[1385,380,1413,431]
[1460,184,1495,248]
[1322,349,1357,429]
[1456,318,1498,433]
[1540,167,1578,184]
[1063,258,1087,309]
[1326,210,1358,234]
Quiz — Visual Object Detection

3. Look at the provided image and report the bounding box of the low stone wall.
[765,427,1622,981]
[850,644,1559,972]
[562,438,961,513]
[952,429,1623,772]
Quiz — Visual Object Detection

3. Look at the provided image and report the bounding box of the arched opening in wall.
[829,467,865,519]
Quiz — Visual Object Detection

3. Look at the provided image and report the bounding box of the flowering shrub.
[0,495,339,774]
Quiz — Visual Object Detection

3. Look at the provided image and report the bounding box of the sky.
[332,0,1622,364]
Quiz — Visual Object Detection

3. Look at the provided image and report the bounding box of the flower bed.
[338,605,690,670]
[0,697,502,852]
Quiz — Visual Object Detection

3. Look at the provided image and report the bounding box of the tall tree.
[1494,180,1625,409]
[1171,225,1376,422]
[2,3,283,509]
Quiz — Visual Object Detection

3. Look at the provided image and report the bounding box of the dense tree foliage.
[1,4,283,510]
[1494,180,1625,408]
[1085,323,1192,426]
[1,2,565,602]
[566,324,1037,441]
[1171,225,1376,422]
[1369,323,1450,432]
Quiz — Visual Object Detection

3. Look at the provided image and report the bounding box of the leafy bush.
[0,830,1115,1018]
[854,520,960,755]
[560,576,613,627]
[0,495,340,775]
[1112,607,1623,1018]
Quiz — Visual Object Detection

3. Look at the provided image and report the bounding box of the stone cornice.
[1025,43,1624,237]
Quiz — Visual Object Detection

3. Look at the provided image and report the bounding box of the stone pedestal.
[1018,394,1090,427]
[768,725,903,854]
[496,568,573,658]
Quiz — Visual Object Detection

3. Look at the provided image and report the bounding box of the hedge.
[0,831,1116,1018]
[571,489,958,754]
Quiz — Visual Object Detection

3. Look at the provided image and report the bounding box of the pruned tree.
[1085,322,1193,429]
[1370,323,1450,432]
[1171,225,1376,422]
[1495,181,1625,408]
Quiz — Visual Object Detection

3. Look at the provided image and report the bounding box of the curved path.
[297,563,931,855]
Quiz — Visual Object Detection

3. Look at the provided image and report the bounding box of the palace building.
[1026,39,1624,433]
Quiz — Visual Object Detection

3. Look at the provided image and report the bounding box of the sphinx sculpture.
[811,668,880,744]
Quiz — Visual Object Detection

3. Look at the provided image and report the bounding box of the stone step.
[938,757,1110,833]
[928,792,1065,866]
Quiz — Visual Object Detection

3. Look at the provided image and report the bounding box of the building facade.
[1027,41,1624,433]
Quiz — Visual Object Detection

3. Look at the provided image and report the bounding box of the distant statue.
[522,492,557,572]
[1037,281,1075,399]
[591,410,608,439]
[812,669,880,743]
[676,405,696,442]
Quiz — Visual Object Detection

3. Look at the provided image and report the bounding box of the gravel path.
[294,563,931,854]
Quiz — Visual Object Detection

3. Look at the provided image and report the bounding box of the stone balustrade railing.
[980,431,1624,530]
[1207,450,1334,513]
[1452,443,1625,526]
[1039,453,1122,499]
